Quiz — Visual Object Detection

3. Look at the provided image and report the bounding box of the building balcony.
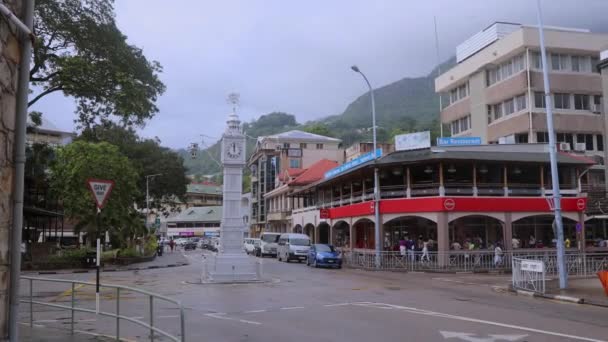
[267,210,291,222]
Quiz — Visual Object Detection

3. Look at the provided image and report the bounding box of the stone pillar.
[472,164,478,196]
[406,167,411,198]
[314,225,319,244]
[599,50,608,192]
[503,165,509,197]
[439,163,445,196]
[504,212,513,251]
[0,1,22,337]
[437,212,449,266]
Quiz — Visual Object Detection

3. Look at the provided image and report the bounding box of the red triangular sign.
[87,179,115,209]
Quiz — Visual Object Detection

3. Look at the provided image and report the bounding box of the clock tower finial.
[225,92,242,135]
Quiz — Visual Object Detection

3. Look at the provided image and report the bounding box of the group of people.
[512,235,577,249]
[396,236,435,262]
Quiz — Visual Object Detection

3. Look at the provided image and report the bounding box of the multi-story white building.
[248,130,343,237]
[435,22,608,186]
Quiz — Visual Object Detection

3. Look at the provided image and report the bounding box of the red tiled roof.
[290,159,339,186]
[279,168,306,182]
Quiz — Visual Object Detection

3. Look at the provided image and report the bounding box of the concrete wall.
[0,0,22,337]
[468,71,488,143]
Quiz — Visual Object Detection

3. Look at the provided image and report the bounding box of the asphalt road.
[20,249,608,342]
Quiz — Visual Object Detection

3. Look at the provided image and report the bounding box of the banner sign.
[395,131,431,151]
[521,260,544,273]
[324,148,382,179]
[437,137,482,146]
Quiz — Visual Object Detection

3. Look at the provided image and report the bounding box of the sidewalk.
[25,251,189,275]
[544,277,608,307]
[20,324,116,341]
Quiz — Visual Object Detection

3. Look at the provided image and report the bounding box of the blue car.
[307,244,342,269]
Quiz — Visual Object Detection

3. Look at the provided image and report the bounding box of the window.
[300,143,307,149]
[597,135,604,151]
[515,133,528,144]
[451,121,460,135]
[532,52,542,69]
[591,57,599,73]
[316,143,323,149]
[551,53,569,71]
[283,143,290,149]
[450,115,471,135]
[570,56,591,72]
[585,134,594,151]
[513,54,525,72]
[515,94,527,111]
[556,133,573,149]
[574,94,590,110]
[501,61,513,79]
[553,93,570,109]
[487,106,493,124]
[493,103,503,121]
[486,69,498,86]
[449,82,469,103]
[450,88,458,104]
[458,84,468,98]
[571,56,580,72]
[537,132,549,143]
[593,95,603,113]
[534,92,546,108]
[504,99,515,115]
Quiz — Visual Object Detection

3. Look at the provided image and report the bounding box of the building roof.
[290,159,339,186]
[167,206,222,223]
[186,183,222,195]
[293,144,594,194]
[279,168,306,182]
[263,130,341,143]
[27,116,73,136]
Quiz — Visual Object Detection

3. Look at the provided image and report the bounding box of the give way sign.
[87,179,115,209]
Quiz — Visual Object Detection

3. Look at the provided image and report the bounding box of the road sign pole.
[96,208,101,314]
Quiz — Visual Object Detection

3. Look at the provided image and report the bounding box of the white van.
[277,233,311,262]
[258,232,281,257]
[243,238,260,255]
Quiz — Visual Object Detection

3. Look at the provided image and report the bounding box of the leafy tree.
[79,123,188,210]
[302,123,333,137]
[49,141,140,245]
[30,0,165,129]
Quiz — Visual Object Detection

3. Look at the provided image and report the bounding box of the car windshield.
[315,245,335,252]
[290,238,310,246]
[261,235,280,243]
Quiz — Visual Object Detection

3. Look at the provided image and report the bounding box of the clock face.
[225,141,243,159]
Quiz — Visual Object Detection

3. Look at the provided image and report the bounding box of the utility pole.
[536,0,567,289]
[145,174,162,231]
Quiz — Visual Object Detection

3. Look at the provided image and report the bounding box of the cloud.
[31,0,608,148]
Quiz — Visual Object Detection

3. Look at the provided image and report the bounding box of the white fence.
[512,257,546,293]
[340,249,608,276]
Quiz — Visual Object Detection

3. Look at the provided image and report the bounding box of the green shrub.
[117,247,139,258]
[144,236,158,256]
[47,248,91,263]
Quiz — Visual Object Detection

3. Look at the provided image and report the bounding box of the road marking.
[280,306,305,310]
[34,318,97,323]
[324,303,352,307]
[440,331,528,342]
[205,313,261,325]
[351,302,604,342]
[244,309,267,313]
[158,314,179,318]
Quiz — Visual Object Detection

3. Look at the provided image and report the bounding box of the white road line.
[19,322,45,328]
[205,313,262,326]
[352,302,605,342]
[244,309,267,313]
[280,306,305,310]
[158,315,179,318]
[34,318,97,323]
[324,303,352,307]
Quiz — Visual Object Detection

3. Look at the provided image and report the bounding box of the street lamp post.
[145,173,162,231]
[536,0,567,289]
[351,65,381,269]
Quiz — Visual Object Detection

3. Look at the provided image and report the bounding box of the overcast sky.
[32,0,608,149]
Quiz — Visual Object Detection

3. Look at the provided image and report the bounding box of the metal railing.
[512,257,546,293]
[339,249,608,276]
[20,276,185,341]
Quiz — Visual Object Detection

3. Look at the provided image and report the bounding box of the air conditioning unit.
[574,143,586,152]
[559,142,571,151]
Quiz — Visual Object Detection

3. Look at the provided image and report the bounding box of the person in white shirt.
[511,237,520,249]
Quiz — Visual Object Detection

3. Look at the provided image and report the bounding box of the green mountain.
[180,58,455,177]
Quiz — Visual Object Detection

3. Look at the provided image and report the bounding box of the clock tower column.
[205,112,260,282]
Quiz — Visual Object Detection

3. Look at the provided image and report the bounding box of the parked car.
[277,233,311,262]
[257,232,281,257]
[183,241,197,250]
[244,238,260,255]
[174,238,188,247]
[307,244,342,268]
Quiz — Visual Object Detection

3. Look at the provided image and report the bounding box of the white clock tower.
[206,110,260,282]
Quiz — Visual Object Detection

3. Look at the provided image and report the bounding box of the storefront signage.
[179,232,194,236]
[436,137,482,146]
[324,148,382,179]
[319,209,330,219]
[520,260,544,273]
[395,131,431,151]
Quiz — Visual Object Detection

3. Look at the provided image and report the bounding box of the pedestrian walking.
[399,237,407,258]
[494,242,503,267]
[169,238,175,253]
[406,237,415,262]
[421,240,430,262]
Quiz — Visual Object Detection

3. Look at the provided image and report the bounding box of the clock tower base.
[205,254,261,283]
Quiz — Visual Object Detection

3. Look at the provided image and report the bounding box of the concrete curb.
[495,285,597,306]
[28,261,189,275]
